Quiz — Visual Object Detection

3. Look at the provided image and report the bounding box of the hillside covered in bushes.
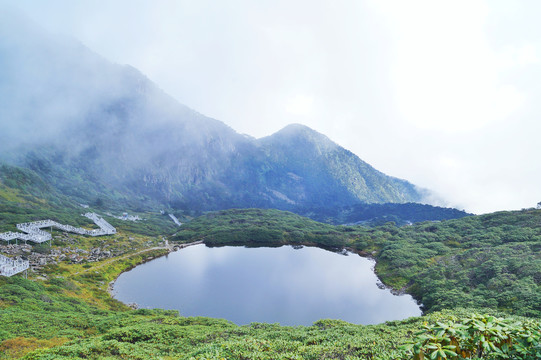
[0,203,539,358]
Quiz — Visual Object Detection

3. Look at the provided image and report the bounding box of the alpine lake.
[112,244,421,326]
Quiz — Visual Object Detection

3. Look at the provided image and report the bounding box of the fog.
[0,7,234,177]
[3,1,541,213]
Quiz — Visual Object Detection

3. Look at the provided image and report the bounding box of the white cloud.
[285,94,315,116]
[6,0,541,213]
[372,0,525,132]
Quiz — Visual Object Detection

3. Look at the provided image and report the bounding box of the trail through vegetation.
[0,206,539,359]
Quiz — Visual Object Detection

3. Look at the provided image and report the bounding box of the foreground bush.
[402,314,541,359]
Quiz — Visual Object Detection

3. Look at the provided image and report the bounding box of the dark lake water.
[112,244,421,326]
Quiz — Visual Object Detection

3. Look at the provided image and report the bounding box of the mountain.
[0,12,425,213]
[258,124,421,207]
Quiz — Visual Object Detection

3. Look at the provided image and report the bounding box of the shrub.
[401,314,541,359]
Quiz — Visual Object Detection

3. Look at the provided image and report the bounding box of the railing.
[15,225,52,243]
[0,212,116,244]
[0,213,116,277]
[84,213,116,235]
[0,254,29,277]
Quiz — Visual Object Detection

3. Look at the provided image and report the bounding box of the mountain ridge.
[0,14,426,213]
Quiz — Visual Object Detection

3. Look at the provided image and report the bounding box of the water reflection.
[113,245,421,325]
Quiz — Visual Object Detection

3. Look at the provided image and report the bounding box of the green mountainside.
[0,163,88,232]
[0,163,178,237]
[301,202,471,226]
[0,16,424,213]
[0,203,539,359]
[253,124,422,209]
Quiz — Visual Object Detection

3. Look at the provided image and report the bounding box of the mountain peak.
[279,123,315,132]
[275,123,325,138]
[265,124,337,152]
[257,123,422,206]
[0,18,425,211]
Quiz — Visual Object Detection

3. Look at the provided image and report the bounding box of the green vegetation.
[0,164,73,209]
[0,163,85,231]
[0,188,539,358]
[2,275,532,360]
[376,210,541,318]
[173,208,541,318]
[0,162,181,236]
[173,208,350,248]
[106,213,179,237]
[1,275,538,360]
[301,202,471,226]
[403,314,541,359]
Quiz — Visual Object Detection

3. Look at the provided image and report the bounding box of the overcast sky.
[6,0,541,214]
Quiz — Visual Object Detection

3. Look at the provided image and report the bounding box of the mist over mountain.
[0,12,425,213]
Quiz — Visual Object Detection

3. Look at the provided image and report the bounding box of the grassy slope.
[1,276,520,360]
[0,203,436,359]
[0,163,179,236]
[0,169,539,358]
[0,164,88,231]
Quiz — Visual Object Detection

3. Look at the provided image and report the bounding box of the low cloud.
[4,0,541,213]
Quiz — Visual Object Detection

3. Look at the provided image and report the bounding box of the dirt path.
[73,240,205,298]
[75,240,203,277]
[73,246,167,277]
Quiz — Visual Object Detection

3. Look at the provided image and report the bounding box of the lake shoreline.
[107,240,204,300]
[111,243,421,324]
[108,241,419,316]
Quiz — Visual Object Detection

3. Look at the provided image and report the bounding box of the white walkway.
[168,213,182,227]
[0,213,116,244]
[0,254,29,277]
[0,213,116,277]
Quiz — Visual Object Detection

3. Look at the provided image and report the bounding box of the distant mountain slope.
[257,124,421,208]
[0,163,89,232]
[300,202,472,226]
[0,12,425,212]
